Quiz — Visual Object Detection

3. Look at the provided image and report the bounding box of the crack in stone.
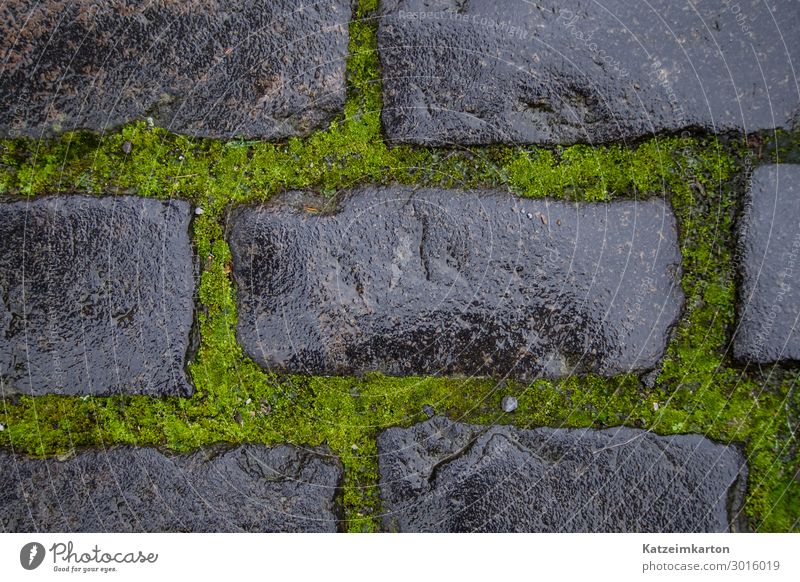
[418,208,432,282]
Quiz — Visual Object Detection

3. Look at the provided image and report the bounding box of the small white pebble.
[245,398,252,405]
[527,213,533,219]
[501,396,519,413]
[0,423,5,431]
[653,402,659,411]
[351,444,358,450]
[194,207,204,216]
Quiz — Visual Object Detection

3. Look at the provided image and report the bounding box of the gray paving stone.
[0,444,342,532]
[378,0,800,145]
[0,0,352,139]
[229,187,683,379]
[378,417,748,532]
[734,164,800,363]
[0,195,195,396]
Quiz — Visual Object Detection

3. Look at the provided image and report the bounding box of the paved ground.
[0,0,352,139]
[230,187,683,379]
[0,444,342,532]
[378,0,800,144]
[0,196,195,396]
[378,417,747,532]
[0,1,798,533]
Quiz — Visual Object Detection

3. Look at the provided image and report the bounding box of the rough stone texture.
[734,164,800,363]
[229,187,683,379]
[0,0,352,139]
[0,444,342,532]
[378,417,748,532]
[378,0,800,145]
[0,195,195,396]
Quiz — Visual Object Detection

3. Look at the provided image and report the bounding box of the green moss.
[0,0,797,532]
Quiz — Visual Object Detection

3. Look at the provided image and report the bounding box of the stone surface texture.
[229,187,683,379]
[0,444,342,532]
[0,0,352,139]
[378,0,800,145]
[378,417,748,532]
[0,195,195,396]
[735,164,800,363]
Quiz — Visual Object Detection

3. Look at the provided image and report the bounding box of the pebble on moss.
[501,396,518,413]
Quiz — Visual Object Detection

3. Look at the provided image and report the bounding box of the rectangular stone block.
[0,195,195,396]
[735,164,800,363]
[0,0,352,139]
[378,0,800,145]
[0,444,342,532]
[229,188,683,379]
[378,417,748,532]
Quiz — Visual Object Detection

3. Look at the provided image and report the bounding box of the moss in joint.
[0,0,797,532]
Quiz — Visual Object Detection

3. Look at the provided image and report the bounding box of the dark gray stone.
[0,444,342,532]
[0,195,195,396]
[229,187,683,379]
[0,0,351,139]
[734,164,800,363]
[378,0,800,145]
[377,417,748,532]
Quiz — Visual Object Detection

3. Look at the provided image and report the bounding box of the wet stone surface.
[0,196,195,396]
[734,164,800,363]
[0,444,342,532]
[229,187,683,379]
[378,417,748,532]
[0,0,351,139]
[378,0,800,145]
